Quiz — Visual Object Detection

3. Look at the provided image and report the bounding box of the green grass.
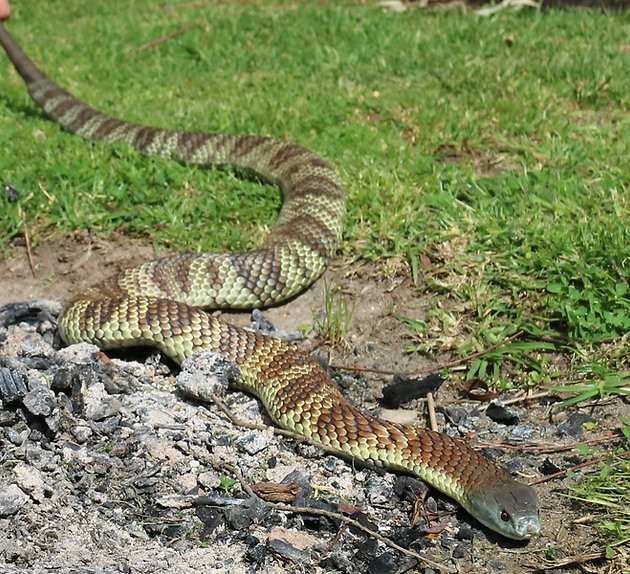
[565,419,630,562]
[0,2,627,377]
[1,1,628,385]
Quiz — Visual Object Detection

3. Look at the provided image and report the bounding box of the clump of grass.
[313,280,355,350]
[550,365,630,408]
[567,418,630,560]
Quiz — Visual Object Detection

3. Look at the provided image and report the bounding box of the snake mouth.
[512,513,541,540]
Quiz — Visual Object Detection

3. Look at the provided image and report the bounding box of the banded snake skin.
[0,22,540,540]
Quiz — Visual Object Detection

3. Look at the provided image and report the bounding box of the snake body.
[0,23,540,540]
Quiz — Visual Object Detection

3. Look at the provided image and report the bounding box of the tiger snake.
[0,22,540,540]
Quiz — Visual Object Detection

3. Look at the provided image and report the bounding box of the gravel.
[0,299,584,573]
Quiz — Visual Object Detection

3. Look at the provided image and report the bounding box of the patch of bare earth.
[0,234,618,574]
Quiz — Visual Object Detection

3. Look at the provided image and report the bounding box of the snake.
[0,22,540,540]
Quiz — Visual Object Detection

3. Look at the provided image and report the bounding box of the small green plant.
[314,279,355,349]
[219,477,237,496]
[101,441,116,453]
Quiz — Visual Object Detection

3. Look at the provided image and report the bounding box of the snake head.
[467,480,541,540]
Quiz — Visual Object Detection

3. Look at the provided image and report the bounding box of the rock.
[445,405,469,424]
[452,542,467,559]
[266,539,309,564]
[557,413,596,439]
[13,463,52,502]
[393,475,426,503]
[365,475,395,505]
[196,506,224,537]
[81,381,122,421]
[25,444,58,471]
[0,483,29,516]
[55,342,101,365]
[367,551,400,574]
[267,526,322,551]
[71,424,94,443]
[235,432,271,455]
[176,351,240,401]
[250,309,302,341]
[198,471,222,490]
[224,497,267,530]
[486,401,520,425]
[509,424,537,441]
[0,367,27,404]
[456,523,477,540]
[22,384,56,417]
[0,300,62,330]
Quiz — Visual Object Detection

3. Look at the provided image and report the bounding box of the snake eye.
[500,510,510,522]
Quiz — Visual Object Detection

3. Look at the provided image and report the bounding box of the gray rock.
[81,381,122,421]
[557,413,596,439]
[0,299,62,330]
[365,475,394,505]
[25,444,58,471]
[198,471,222,489]
[13,463,52,502]
[22,384,56,417]
[267,539,309,564]
[0,367,27,406]
[176,351,240,401]
[224,497,267,530]
[55,342,101,365]
[0,483,29,516]
[235,432,270,455]
[367,551,399,574]
[250,309,302,341]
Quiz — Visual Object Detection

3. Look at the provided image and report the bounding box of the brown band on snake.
[0,22,540,539]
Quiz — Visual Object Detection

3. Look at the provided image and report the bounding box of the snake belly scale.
[0,22,540,540]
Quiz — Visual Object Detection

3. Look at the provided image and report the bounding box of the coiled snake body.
[0,23,540,540]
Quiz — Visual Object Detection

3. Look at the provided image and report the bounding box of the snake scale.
[0,22,540,540]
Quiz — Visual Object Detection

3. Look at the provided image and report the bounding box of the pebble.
[25,444,58,471]
[0,483,29,516]
[22,384,56,417]
[198,471,222,489]
[557,413,596,439]
[235,431,271,455]
[250,309,302,341]
[224,497,267,530]
[486,401,520,425]
[196,506,224,537]
[267,539,309,564]
[367,551,399,574]
[0,367,28,404]
[80,381,122,421]
[444,405,469,424]
[365,475,395,505]
[13,462,51,502]
[393,474,426,502]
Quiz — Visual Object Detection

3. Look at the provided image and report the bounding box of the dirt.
[0,234,623,574]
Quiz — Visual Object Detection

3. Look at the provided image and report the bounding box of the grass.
[0,0,629,561]
[313,280,356,349]
[561,419,630,562]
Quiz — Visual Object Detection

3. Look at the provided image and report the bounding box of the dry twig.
[219,462,457,572]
